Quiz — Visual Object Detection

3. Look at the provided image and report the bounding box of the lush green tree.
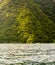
[17,8,49,43]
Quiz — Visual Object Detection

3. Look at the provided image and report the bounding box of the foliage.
[34,0,55,22]
[0,0,55,43]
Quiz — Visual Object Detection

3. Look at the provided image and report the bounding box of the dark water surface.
[0,44,55,65]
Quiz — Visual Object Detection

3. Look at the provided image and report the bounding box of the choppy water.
[0,44,55,65]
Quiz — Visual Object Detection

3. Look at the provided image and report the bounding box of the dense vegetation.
[34,0,55,22]
[0,0,55,43]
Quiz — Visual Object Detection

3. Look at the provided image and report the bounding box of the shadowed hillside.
[34,0,55,22]
[0,0,55,43]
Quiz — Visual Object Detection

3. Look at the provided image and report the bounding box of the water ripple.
[0,44,55,65]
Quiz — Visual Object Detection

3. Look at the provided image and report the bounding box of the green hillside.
[34,0,55,22]
[0,0,55,43]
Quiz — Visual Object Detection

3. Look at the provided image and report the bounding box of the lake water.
[0,44,55,65]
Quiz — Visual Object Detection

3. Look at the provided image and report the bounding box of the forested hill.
[0,0,55,43]
[34,0,55,22]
